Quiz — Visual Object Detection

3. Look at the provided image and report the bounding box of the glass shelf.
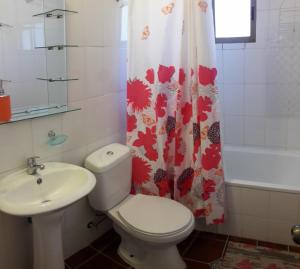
[0,22,13,28]
[33,9,78,18]
[35,45,79,50]
[0,105,81,125]
[37,78,79,82]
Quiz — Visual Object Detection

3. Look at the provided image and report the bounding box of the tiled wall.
[197,184,300,247]
[0,1,126,268]
[219,0,300,150]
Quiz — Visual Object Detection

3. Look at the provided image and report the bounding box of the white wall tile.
[269,192,299,222]
[218,213,242,237]
[245,49,267,84]
[244,84,266,116]
[246,10,269,49]
[223,50,245,84]
[0,121,33,172]
[257,0,270,10]
[265,117,287,148]
[242,215,268,241]
[224,116,244,145]
[268,220,295,245]
[287,118,300,150]
[31,115,63,160]
[244,117,265,146]
[240,188,270,217]
[224,84,244,115]
[226,186,242,214]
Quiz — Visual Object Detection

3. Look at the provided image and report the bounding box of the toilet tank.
[85,143,132,211]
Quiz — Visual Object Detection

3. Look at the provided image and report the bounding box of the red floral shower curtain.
[126,0,224,224]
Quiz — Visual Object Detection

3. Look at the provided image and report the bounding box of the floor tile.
[77,253,126,269]
[178,232,198,255]
[65,247,98,269]
[258,241,288,251]
[229,235,257,245]
[184,236,226,263]
[289,245,300,254]
[185,259,211,269]
[91,229,120,251]
[102,237,129,267]
[198,231,228,242]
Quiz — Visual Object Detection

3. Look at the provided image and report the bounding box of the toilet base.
[114,224,186,269]
[118,242,186,269]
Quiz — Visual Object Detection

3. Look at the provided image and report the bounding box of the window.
[213,0,256,43]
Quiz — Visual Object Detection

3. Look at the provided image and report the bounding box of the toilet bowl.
[85,144,195,269]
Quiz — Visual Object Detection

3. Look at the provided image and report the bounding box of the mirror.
[0,0,79,124]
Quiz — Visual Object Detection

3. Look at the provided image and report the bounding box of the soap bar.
[0,95,11,123]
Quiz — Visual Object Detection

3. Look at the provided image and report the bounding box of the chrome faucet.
[27,156,45,175]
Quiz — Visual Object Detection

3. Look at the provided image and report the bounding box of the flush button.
[106,151,114,156]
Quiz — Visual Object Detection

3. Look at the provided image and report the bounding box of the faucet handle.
[27,156,40,166]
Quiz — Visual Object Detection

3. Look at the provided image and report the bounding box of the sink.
[0,162,96,269]
[0,162,96,216]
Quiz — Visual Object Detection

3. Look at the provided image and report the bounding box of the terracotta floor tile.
[77,253,126,269]
[102,237,130,267]
[65,247,98,269]
[229,235,257,245]
[178,233,197,255]
[185,259,211,269]
[198,231,228,242]
[91,229,120,251]
[289,245,300,254]
[184,236,226,263]
[258,241,288,251]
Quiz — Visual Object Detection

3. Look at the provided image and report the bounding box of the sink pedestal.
[32,210,65,269]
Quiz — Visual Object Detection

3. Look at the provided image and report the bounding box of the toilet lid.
[118,194,193,236]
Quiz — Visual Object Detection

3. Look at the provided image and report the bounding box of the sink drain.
[41,200,51,204]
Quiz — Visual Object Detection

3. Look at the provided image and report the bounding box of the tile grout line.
[89,244,129,268]
[64,263,71,269]
[182,233,199,256]
[73,250,100,269]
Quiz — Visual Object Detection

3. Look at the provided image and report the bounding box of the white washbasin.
[0,162,96,216]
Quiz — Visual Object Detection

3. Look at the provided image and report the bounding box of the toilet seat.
[118,194,193,237]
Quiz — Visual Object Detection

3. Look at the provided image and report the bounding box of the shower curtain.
[127,0,224,224]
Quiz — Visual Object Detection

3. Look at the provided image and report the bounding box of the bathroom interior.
[2,0,300,268]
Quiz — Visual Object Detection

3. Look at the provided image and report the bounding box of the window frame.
[213,0,257,44]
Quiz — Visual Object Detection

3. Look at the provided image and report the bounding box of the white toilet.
[85,143,195,269]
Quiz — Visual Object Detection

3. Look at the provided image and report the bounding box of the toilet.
[85,143,195,269]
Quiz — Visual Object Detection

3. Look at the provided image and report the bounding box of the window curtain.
[126,0,224,225]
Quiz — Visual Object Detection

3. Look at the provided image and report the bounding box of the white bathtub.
[224,145,300,193]
[217,146,300,246]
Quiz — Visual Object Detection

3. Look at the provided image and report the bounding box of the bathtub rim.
[225,178,300,194]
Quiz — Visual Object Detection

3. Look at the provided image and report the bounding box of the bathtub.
[224,145,300,193]
[218,145,300,246]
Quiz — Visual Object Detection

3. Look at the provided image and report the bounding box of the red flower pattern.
[198,96,212,122]
[133,127,158,161]
[179,68,186,85]
[202,178,216,201]
[155,94,168,118]
[145,68,155,84]
[127,79,152,112]
[128,64,223,224]
[158,65,175,83]
[127,113,137,132]
[177,168,194,197]
[132,156,152,186]
[202,144,221,170]
[181,102,192,124]
[198,65,217,86]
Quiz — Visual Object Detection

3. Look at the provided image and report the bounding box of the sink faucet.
[27,156,45,175]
